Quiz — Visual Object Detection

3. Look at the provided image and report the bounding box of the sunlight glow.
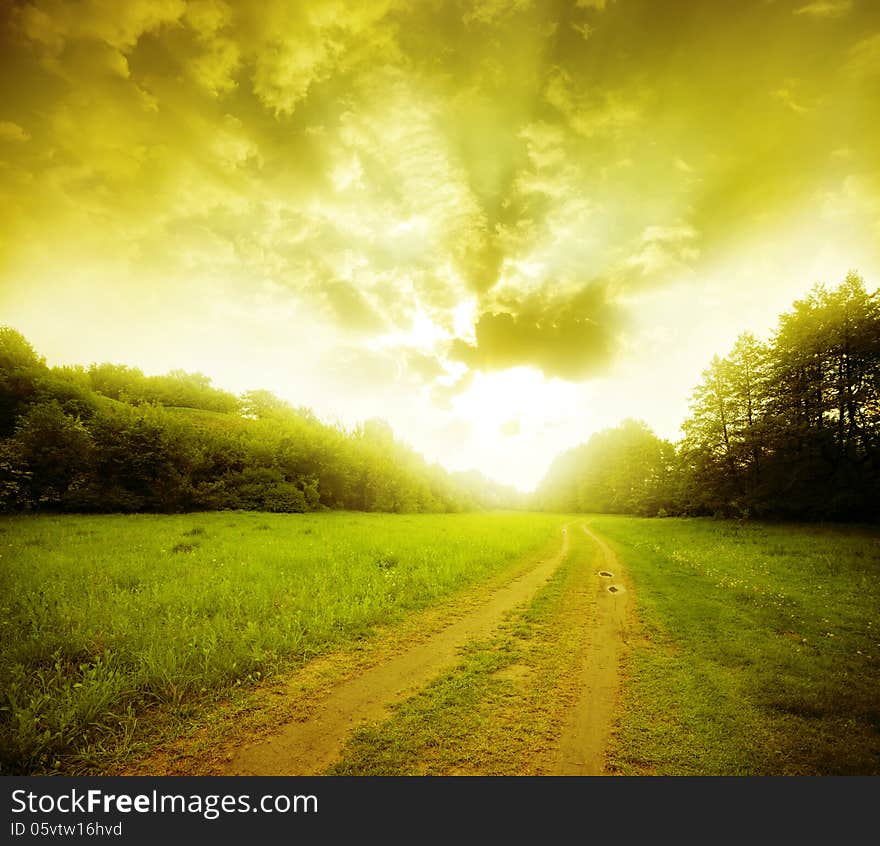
[1,1,878,491]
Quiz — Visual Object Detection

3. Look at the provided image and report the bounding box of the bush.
[264,483,309,513]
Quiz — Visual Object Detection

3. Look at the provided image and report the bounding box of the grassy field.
[590,515,880,775]
[0,510,566,775]
[3,511,878,776]
[327,516,880,776]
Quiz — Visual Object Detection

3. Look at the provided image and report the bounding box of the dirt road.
[134,521,634,776]
[224,526,573,774]
[549,524,633,775]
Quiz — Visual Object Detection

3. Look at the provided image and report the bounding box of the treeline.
[0,332,519,514]
[536,273,880,521]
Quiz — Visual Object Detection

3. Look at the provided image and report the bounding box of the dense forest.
[2,273,877,521]
[536,273,880,521]
[0,332,520,514]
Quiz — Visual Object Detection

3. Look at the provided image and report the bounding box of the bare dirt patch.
[547,524,635,775]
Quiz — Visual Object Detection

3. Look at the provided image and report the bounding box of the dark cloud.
[450,282,625,380]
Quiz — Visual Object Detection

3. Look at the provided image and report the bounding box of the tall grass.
[0,511,565,774]
[591,516,880,775]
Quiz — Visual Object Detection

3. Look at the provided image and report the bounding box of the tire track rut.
[549,523,633,775]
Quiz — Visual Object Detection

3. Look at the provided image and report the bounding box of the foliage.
[536,419,676,516]
[2,273,876,521]
[0,334,513,514]
[679,272,879,519]
[537,273,880,521]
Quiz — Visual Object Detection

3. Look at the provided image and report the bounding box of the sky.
[1,0,879,491]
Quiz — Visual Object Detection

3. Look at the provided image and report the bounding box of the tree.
[678,273,879,519]
[241,389,290,420]
[680,332,770,515]
[0,327,46,437]
[83,405,195,512]
[87,362,147,402]
[13,402,93,508]
[536,420,676,516]
[764,273,880,518]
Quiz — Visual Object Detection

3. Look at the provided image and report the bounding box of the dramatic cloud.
[2,0,879,488]
[451,282,625,380]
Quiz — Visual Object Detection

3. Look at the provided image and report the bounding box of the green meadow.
[0,511,565,775]
[324,516,880,776]
[591,515,880,775]
[2,511,878,776]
